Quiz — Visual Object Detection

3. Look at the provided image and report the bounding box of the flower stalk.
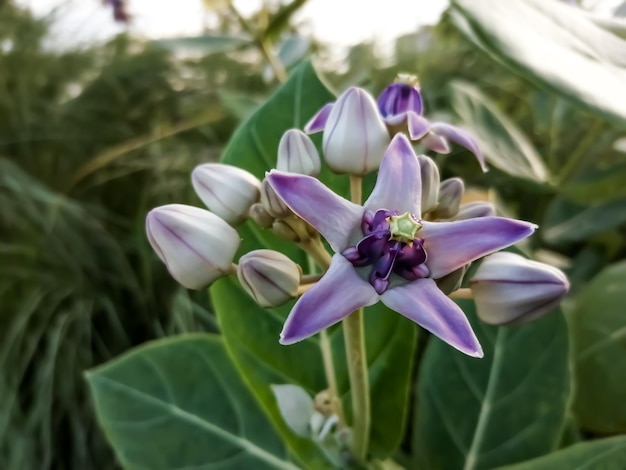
[344,174,370,462]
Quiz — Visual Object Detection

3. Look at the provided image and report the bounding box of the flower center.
[342,209,429,295]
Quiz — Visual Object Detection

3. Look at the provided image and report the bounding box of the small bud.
[237,249,301,307]
[277,129,321,176]
[452,201,496,221]
[271,384,314,437]
[418,155,440,214]
[261,178,291,219]
[249,203,274,228]
[146,204,239,289]
[191,163,261,225]
[432,178,464,219]
[272,219,300,241]
[470,252,570,325]
[323,87,391,175]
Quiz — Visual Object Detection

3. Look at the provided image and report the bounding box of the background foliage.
[2,0,626,468]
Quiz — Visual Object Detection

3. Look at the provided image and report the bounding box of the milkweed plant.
[88,71,571,469]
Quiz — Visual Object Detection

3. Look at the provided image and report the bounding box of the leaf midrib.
[89,374,300,470]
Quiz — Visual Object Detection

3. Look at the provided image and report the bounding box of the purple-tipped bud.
[277,129,321,176]
[418,155,440,214]
[261,178,291,219]
[237,249,302,307]
[470,252,570,325]
[452,201,497,221]
[191,163,261,225]
[432,178,464,219]
[377,74,424,119]
[323,87,390,175]
[146,204,239,289]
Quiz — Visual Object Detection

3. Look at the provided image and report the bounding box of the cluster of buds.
[145,74,569,340]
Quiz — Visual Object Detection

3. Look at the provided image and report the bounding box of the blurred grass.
[0,2,270,468]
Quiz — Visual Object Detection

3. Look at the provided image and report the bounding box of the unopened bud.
[146,204,239,289]
[249,203,274,228]
[271,384,314,438]
[322,87,390,175]
[191,163,261,225]
[418,155,440,214]
[432,177,464,219]
[470,252,570,325]
[277,129,321,176]
[452,201,496,221]
[237,249,301,307]
[261,178,291,218]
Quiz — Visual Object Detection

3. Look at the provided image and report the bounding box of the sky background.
[17,0,449,49]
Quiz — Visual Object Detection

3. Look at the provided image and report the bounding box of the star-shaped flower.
[267,134,536,357]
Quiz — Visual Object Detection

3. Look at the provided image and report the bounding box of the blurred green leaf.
[213,61,417,465]
[542,196,626,244]
[86,335,297,470]
[560,163,626,204]
[450,0,626,127]
[153,35,251,54]
[570,261,626,433]
[414,300,570,470]
[498,435,626,469]
[449,81,549,183]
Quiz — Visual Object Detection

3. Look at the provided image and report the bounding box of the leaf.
[85,335,298,470]
[542,196,626,244]
[214,61,417,465]
[570,261,626,433]
[498,435,626,470]
[450,0,626,127]
[448,81,549,183]
[413,300,570,470]
[153,35,251,54]
[560,163,626,204]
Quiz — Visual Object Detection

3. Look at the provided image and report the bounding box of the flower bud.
[432,177,464,219]
[237,249,301,307]
[322,87,390,175]
[418,155,440,214]
[248,203,274,228]
[146,204,239,289]
[452,201,496,221]
[277,129,321,176]
[377,74,424,119]
[470,252,570,325]
[271,384,314,437]
[260,178,291,219]
[191,163,261,225]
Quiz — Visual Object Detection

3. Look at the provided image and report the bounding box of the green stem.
[344,174,370,461]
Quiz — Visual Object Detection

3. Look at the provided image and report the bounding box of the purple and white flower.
[377,76,487,172]
[267,134,536,357]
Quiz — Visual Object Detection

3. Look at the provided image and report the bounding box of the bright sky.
[17,0,449,49]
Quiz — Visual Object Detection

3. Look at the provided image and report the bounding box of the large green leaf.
[213,61,417,466]
[560,163,626,205]
[450,0,626,127]
[570,261,626,433]
[542,196,626,244]
[86,335,298,470]
[448,81,549,183]
[413,300,570,470]
[499,435,626,470]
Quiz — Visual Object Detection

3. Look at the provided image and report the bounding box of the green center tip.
[387,212,422,243]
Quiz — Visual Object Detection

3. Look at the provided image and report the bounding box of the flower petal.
[381,278,482,357]
[364,133,422,216]
[267,170,363,252]
[406,113,430,140]
[304,103,334,134]
[421,217,537,279]
[280,255,379,344]
[430,122,487,172]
